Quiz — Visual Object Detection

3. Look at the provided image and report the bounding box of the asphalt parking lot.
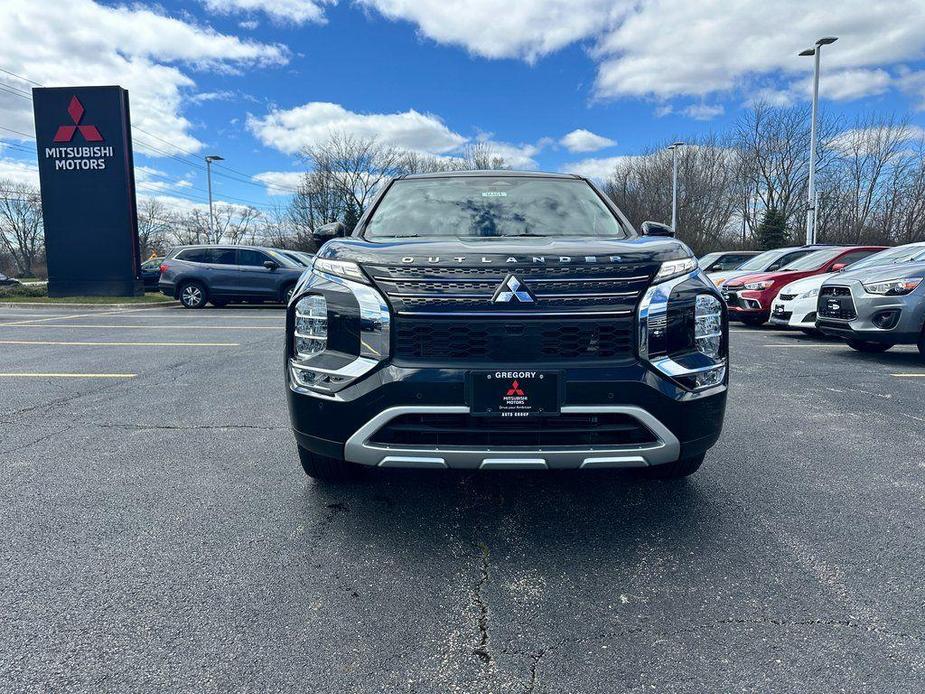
[1,304,924,693]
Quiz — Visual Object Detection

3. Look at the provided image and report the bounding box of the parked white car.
[769,274,831,332]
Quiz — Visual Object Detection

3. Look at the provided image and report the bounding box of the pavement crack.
[471,540,493,667]
[524,649,545,693]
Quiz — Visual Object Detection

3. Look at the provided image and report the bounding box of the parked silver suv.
[816,259,925,357]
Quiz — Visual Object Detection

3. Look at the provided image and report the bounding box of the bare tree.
[136,197,171,258]
[0,180,43,277]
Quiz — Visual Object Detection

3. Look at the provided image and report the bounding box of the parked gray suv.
[817,259,925,357]
[159,245,306,308]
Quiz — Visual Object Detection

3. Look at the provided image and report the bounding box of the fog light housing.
[695,294,722,358]
[294,294,327,360]
[872,309,900,329]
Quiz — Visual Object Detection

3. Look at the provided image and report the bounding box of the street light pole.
[800,37,837,245]
[667,141,684,231]
[205,154,224,241]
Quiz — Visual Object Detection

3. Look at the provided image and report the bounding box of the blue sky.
[2,0,925,213]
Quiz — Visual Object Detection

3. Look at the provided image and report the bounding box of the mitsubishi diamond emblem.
[492,274,535,303]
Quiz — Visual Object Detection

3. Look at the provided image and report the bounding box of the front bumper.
[769,296,817,329]
[721,288,769,320]
[288,363,727,470]
[815,282,924,344]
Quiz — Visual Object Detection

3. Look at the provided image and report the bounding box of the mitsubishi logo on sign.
[492,274,535,303]
[54,96,103,143]
[506,380,525,396]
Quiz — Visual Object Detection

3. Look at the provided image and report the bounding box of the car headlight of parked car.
[862,277,922,296]
[294,294,327,360]
[695,295,723,358]
[799,287,819,299]
[653,257,698,284]
[743,280,773,290]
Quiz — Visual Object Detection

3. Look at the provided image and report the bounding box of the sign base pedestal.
[48,279,144,298]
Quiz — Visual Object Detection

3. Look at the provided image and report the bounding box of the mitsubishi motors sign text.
[32,86,142,297]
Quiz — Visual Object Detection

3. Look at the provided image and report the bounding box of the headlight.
[694,295,722,358]
[294,294,327,360]
[862,277,922,296]
[799,287,819,299]
[653,257,697,284]
[743,280,773,290]
[313,258,369,284]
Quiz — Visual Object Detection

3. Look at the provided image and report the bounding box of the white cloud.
[830,125,925,154]
[0,0,288,157]
[897,67,925,110]
[560,155,638,181]
[247,101,468,154]
[357,0,626,62]
[0,156,39,187]
[201,0,334,25]
[356,1,925,106]
[560,128,616,153]
[794,68,892,102]
[682,104,724,120]
[254,170,305,195]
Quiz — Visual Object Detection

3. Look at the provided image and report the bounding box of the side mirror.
[312,221,346,241]
[640,220,675,237]
[263,260,278,271]
[831,263,847,272]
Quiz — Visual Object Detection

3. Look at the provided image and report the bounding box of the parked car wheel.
[179,281,208,309]
[282,283,296,304]
[297,446,363,482]
[846,339,892,353]
[643,453,706,480]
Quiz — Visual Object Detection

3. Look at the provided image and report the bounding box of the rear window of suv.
[364,176,628,240]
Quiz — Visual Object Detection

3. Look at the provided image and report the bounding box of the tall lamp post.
[667,141,685,231]
[799,36,837,245]
[205,154,224,240]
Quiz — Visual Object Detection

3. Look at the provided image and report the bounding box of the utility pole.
[205,154,224,241]
[799,37,837,245]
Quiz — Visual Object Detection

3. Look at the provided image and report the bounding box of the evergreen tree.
[757,208,789,250]
[342,200,360,234]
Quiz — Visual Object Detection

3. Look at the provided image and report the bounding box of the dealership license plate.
[469,371,561,417]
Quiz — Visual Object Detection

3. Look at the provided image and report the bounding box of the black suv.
[159,245,305,308]
[286,172,728,481]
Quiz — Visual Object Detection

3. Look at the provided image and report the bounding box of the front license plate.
[469,371,561,417]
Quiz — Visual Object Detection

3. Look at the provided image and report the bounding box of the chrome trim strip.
[374,275,650,284]
[480,458,548,470]
[343,405,680,469]
[378,456,447,469]
[395,309,633,317]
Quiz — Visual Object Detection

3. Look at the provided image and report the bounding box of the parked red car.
[721,246,886,326]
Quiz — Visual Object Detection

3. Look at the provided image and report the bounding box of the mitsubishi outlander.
[285,172,728,481]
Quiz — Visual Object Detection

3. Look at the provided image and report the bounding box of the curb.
[0,301,180,310]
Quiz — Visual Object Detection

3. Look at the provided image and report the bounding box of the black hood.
[318,236,691,267]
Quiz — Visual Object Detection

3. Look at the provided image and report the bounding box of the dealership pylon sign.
[33,86,142,296]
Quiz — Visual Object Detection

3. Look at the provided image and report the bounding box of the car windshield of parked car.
[364,177,628,240]
[734,248,790,271]
[843,244,925,272]
[780,248,844,271]
[266,250,302,268]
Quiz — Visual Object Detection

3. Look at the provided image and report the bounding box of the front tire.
[644,453,706,480]
[298,446,363,482]
[282,283,296,304]
[179,281,207,309]
[846,339,892,353]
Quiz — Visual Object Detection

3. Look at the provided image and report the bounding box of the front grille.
[366,263,656,315]
[818,286,857,320]
[394,318,633,363]
[369,412,658,448]
[779,293,797,301]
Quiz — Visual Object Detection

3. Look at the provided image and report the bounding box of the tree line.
[3,102,925,277]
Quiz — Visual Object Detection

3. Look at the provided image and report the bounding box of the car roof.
[400,170,580,181]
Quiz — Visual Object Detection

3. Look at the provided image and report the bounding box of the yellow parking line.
[891,373,925,378]
[0,324,281,330]
[0,340,239,347]
[0,373,136,378]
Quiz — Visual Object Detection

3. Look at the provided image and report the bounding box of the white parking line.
[0,340,240,347]
[0,373,136,378]
[891,373,925,378]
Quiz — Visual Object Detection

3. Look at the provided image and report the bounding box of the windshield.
[266,250,301,268]
[364,177,628,240]
[844,244,925,272]
[781,248,843,271]
[735,248,791,271]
